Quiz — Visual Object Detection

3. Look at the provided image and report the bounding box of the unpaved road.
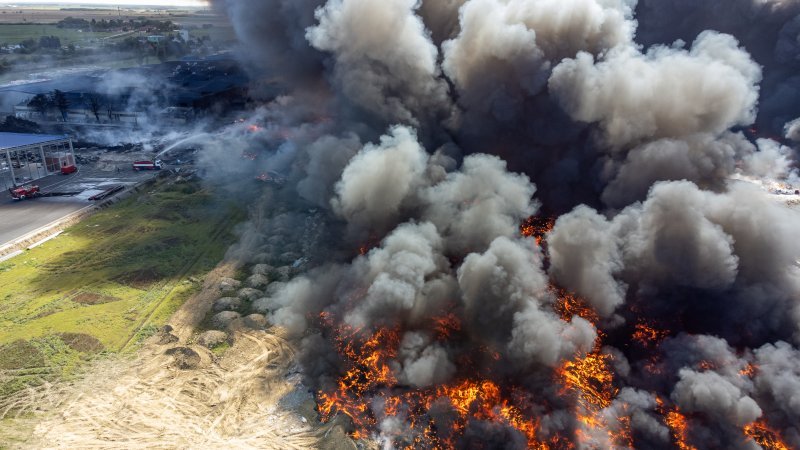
[0,262,356,450]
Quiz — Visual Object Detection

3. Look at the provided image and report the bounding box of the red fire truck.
[9,184,41,200]
[132,160,163,171]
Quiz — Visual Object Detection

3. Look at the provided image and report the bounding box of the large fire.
[744,420,791,450]
[313,216,792,449]
[316,312,553,448]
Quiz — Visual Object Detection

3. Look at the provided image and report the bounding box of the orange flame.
[432,313,461,340]
[632,322,670,348]
[553,289,633,448]
[316,316,550,448]
[656,398,697,450]
[520,216,556,246]
[744,420,791,450]
[552,288,600,325]
[739,363,758,378]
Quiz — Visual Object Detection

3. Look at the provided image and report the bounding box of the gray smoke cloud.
[341,221,447,330]
[331,126,429,231]
[442,0,635,126]
[550,32,761,149]
[201,0,800,447]
[214,0,325,86]
[395,331,457,387]
[458,235,596,367]
[548,205,626,317]
[307,0,453,127]
[296,133,362,207]
[753,342,800,436]
[422,153,538,253]
[550,179,800,347]
[672,369,762,427]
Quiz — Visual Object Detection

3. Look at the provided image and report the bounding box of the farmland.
[0,177,243,400]
[0,24,117,46]
[0,7,235,86]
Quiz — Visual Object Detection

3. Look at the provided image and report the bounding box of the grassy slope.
[0,177,242,398]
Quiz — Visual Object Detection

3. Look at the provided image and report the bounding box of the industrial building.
[0,132,75,189]
[1,56,250,126]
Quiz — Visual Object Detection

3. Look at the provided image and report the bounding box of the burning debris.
[175,0,800,448]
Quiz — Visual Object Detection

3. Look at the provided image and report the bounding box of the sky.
[5,1,208,6]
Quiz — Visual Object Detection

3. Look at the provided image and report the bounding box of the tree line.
[56,17,175,32]
[27,90,119,123]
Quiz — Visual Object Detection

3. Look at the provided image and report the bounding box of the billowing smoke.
[307,0,453,128]
[202,0,800,447]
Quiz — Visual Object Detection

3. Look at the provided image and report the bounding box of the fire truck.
[61,165,78,175]
[9,184,41,200]
[132,160,163,171]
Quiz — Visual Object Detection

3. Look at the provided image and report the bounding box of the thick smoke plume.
[202,0,800,448]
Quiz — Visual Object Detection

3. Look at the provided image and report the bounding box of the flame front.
[744,420,791,450]
[312,216,795,449]
[316,313,552,448]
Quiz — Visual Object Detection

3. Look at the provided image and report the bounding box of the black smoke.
[200,0,800,448]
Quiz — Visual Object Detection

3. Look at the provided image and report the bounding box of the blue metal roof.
[0,133,70,151]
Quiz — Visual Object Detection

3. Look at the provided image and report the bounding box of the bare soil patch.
[72,292,120,305]
[0,341,44,370]
[116,268,163,289]
[57,333,104,353]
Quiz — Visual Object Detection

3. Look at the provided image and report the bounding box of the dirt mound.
[197,330,228,348]
[212,297,242,312]
[116,268,163,289]
[151,325,179,345]
[57,333,104,353]
[72,292,121,305]
[164,346,201,369]
[212,311,241,329]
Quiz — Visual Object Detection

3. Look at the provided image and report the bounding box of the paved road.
[0,167,157,248]
[0,197,89,247]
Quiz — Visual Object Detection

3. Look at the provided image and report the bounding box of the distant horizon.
[1,0,208,7]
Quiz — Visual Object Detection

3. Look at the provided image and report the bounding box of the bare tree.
[87,94,102,123]
[28,93,49,118]
[51,90,69,122]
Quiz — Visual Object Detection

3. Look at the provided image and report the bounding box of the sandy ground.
[0,261,356,450]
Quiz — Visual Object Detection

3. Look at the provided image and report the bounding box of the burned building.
[2,55,249,127]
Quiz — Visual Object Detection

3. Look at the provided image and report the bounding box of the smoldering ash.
[204,0,800,448]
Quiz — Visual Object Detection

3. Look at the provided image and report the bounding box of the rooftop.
[0,133,70,152]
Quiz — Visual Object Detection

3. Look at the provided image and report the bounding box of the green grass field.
[0,24,117,46]
[0,177,243,398]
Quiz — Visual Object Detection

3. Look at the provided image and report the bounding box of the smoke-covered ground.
[167,0,800,448]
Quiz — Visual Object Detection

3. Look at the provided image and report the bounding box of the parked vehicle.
[132,160,163,171]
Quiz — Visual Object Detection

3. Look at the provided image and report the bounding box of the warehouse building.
[0,133,75,190]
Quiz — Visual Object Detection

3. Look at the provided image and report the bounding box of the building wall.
[14,105,141,125]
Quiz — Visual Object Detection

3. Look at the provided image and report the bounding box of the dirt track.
[1,263,355,450]
[28,329,317,449]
